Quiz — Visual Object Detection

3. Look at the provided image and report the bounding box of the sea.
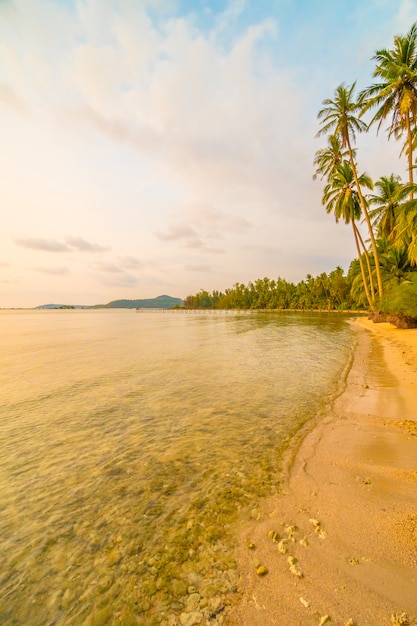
[0,309,356,626]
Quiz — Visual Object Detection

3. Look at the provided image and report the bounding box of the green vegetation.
[184,23,417,326]
[183,270,354,311]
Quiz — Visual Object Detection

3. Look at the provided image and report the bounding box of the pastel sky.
[1,0,415,307]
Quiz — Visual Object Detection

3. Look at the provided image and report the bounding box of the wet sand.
[230,318,417,626]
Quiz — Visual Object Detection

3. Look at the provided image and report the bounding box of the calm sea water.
[0,309,355,626]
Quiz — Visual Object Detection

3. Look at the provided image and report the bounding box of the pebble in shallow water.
[287,556,303,578]
[184,593,201,612]
[179,612,203,626]
[309,518,327,539]
[285,524,298,542]
[267,530,280,543]
[278,539,288,554]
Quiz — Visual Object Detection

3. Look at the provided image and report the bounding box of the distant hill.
[101,295,183,309]
[36,295,183,310]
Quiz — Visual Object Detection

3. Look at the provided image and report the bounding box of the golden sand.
[231,318,417,626]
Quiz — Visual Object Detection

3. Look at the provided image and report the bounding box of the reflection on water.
[0,310,354,625]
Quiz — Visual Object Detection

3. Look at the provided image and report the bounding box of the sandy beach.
[230,318,417,626]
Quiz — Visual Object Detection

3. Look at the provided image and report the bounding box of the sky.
[0,0,416,307]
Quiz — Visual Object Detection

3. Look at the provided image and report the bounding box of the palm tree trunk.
[406,113,414,200]
[355,225,376,300]
[346,136,384,300]
[352,222,375,312]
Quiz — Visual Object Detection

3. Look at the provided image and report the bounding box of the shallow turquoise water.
[0,310,354,625]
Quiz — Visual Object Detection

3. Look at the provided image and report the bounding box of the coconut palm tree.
[377,236,412,283]
[322,161,376,311]
[360,22,417,194]
[391,183,417,265]
[313,134,351,181]
[368,174,404,240]
[317,83,383,300]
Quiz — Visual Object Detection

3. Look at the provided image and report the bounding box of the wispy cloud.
[91,259,142,289]
[65,236,110,252]
[2,0,303,202]
[15,236,110,253]
[156,224,202,246]
[15,237,70,252]
[156,204,251,252]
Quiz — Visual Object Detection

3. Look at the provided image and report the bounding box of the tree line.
[185,23,417,321]
[184,269,356,311]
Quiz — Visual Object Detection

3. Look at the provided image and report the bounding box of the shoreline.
[229,318,417,625]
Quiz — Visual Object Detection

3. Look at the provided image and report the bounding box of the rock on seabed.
[179,611,203,626]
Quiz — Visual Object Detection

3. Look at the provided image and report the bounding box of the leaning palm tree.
[360,22,417,194]
[322,161,376,311]
[317,83,383,300]
[391,182,417,265]
[313,134,351,180]
[354,221,377,301]
[368,174,404,240]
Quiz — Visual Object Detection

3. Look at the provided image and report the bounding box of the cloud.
[26,2,302,207]
[65,236,111,252]
[0,261,10,268]
[14,235,110,253]
[156,204,251,252]
[156,224,202,247]
[91,260,145,290]
[15,237,70,252]
[1,0,326,238]
[214,0,246,33]
[155,225,223,252]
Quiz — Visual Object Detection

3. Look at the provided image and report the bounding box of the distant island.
[35,295,183,310]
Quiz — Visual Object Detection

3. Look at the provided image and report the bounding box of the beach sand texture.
[230,318,417,626]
